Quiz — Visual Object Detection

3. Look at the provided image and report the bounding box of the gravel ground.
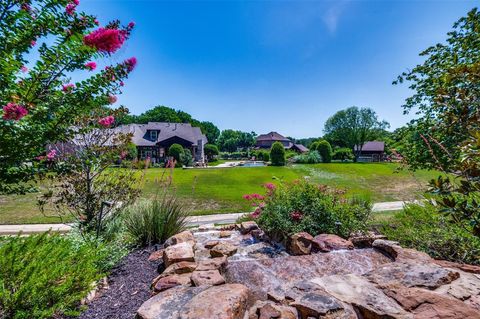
[77,247,158,319]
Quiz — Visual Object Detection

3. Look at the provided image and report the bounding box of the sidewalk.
[0,201,409,235]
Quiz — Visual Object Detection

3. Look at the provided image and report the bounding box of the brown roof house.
[256,132,308,153]
[354,141,385,162]
[116,122,207,163]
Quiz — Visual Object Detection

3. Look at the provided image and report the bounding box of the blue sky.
[81,0,479,138]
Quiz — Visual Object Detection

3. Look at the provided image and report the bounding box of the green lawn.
[0,163,440,224]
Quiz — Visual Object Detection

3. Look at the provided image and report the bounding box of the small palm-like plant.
[124,194,188,246]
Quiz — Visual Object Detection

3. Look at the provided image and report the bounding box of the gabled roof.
[256,131,290,142]
[355,141,385,152]
[292,143,309,153]
[116,122,207,147]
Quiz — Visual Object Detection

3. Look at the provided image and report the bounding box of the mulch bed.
[77,246,159,319]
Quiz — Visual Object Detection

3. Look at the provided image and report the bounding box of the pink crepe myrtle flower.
[127,21,135,29]
[108,95,117,104]
[290,211,303,221]
[250,207,262,219]
[243,194,252,201]
[46,149,57,160]
[119,81,125,87]
[83,28,126,54]
[84,61,97,71]
[65,3,76,15]
[94,19,99,25]
[73,0,80,5]
[20,66,28,73]
[31,40,36,46]
[264,183,276,191]
[98,115,115,127]
[2,103,28,121]
[62,83,75,92]
[21,3,31,12]
[124,57,137,72]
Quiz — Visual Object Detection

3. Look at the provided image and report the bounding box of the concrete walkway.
[0,201,411,235]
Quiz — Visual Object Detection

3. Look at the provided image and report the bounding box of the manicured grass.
[0,163,441,224]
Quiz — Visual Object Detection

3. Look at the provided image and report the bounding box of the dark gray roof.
[256,132,290,142]
[293,144,309,152]
[355,141,385,152]
[116,122,207,147]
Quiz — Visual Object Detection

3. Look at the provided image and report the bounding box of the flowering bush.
[0,0,137,193]
[244,180,371,242]
[292,150,322,164]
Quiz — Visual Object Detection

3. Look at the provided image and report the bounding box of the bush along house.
[116,122,208,164]
[255,131,308,153]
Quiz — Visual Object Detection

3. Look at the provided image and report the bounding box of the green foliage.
[0,233,107,318]
[256,180,371,243]
[333,147,354,161]
[316,140,332,163]
[270,142,286,166]
[309,141,319,151]
[125,142,138,160]
[168,143,184,162]
[292,150,322,164]
[324,107,389,161]
[204,144,219,161]
[255,150,270,162]
[0,1,136,192]
[394,8,480,171]
[180,148,193,167]
[380,203,480,265]
[217,129,256,152]
[124,196,188,246]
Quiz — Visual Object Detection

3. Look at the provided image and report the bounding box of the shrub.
[168,144,184,162]
[248,180,371,243]
[309,141,320,152]
[292,150,322,164]
[180,148,193,167]
[0,233,106,318]
[270,142,286,166]
[333,147,354,161]
[124,195,188,246]
[317,140,332,163]
[254,150,270,162]
[204,144,219,161]
[379,203,480,265]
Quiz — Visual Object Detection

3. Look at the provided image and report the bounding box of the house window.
[150,130,158,140]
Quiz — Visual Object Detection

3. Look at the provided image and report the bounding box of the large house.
[256,132,308,153]
[354,141,385,162]
[116,122,208,163]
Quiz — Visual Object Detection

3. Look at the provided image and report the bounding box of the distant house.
[256,132,308,153]
[116,122,207,163]
[354,141,385,162]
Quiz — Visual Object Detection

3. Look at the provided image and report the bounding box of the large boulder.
[152,273,192,293]
[210,242,238,257]
[164,231,195,247]
[137,286,206,319]
[365,262,460,289]
[196,256,228,271]
[311,274,413,319]
[383,285,480,318]
[287,232,313,255]
[179,284,250,319]
[163,242,195,267]
[372,239,432,262]
[349,231,387,248]
[162,261,197,276]
[311,234,354,253]
[191,270,225,286]
[240,221,259,234]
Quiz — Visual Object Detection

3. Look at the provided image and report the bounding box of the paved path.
[0,201,411,235]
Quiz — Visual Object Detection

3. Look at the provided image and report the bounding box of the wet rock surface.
[135,227,480,319]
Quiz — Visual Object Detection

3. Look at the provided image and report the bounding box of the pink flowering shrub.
[250,180,372,243]
[62,83,75,92]
[124,57,137,72]
[83,28,127,54]
[98,115,115,127]
[2,103,28,121]
[108,95,118,104]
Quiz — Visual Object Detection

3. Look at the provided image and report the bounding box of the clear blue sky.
[81,0,479,138]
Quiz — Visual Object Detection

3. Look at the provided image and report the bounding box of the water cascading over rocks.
[136,222,480,319]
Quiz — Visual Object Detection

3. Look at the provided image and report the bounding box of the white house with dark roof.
[117,122,207,163]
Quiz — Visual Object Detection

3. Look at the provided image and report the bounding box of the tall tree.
[323,107,389,161]
[0,0,136,193]
[217,129,256,152]
[394,8,480,171]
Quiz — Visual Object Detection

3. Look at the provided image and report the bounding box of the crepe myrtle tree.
[0,0,137,193]
[38,108,143,234]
